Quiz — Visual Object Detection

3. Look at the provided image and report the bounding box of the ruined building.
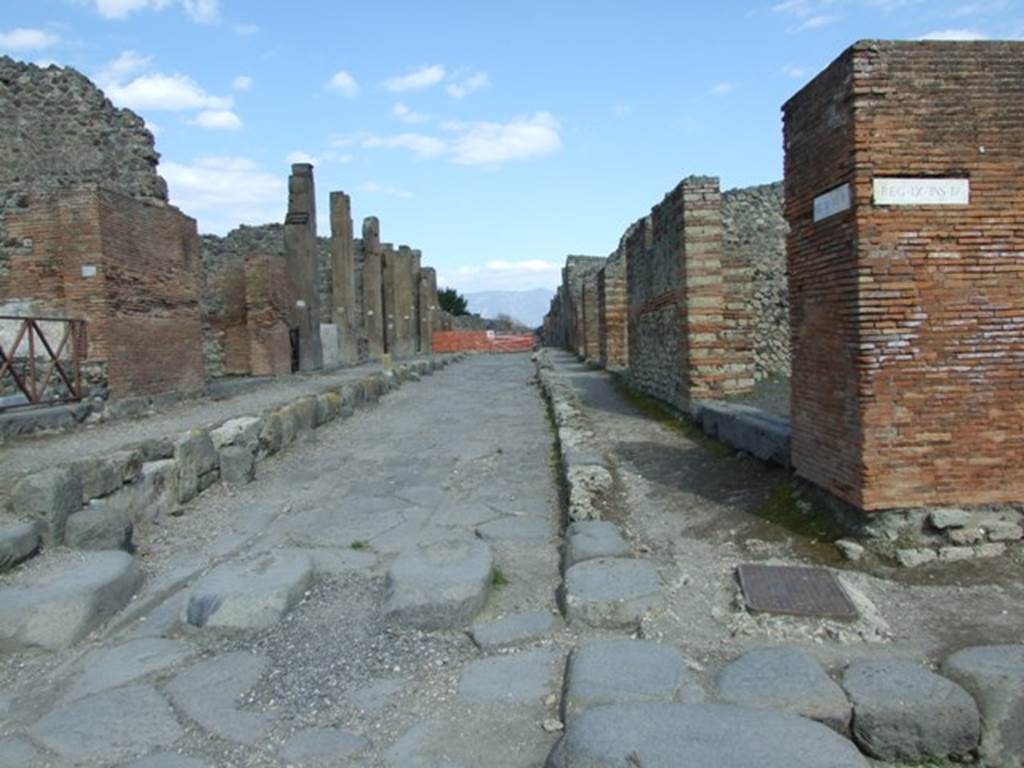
[0,56,442,404]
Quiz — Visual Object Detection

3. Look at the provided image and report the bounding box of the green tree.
[438,287,469,316]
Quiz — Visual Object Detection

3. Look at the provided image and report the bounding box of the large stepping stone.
[470,610,562,651]
[0,522,40,573]
[564,521,628,568]
[563,639,703,722]
[279,727,371,763]
[28,685,183,764]
[842,659,980,761]
[166,652,275,745]
[717,646,851,733]
[561,557,660,629]
[458,649,563,705]
[476,516,554,542]
[64,503,133,551]
[183,550,314,630]
[11,467,81,544]
[0,737,38,767]
[66,638,194,702]
[0,551,143,651]
[383,538,493,630]
[547,702,867,768]
[943,644,1024,767]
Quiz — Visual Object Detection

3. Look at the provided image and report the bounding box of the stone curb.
[3,354,467,575]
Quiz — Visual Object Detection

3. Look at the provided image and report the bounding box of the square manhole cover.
[736,564,858,621]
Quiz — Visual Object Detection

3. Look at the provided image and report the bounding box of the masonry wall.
[582,274,601,362]
[784,39,1024,511]
[4,187,204,399]
[598,243,629,369]
[245,252,294,376]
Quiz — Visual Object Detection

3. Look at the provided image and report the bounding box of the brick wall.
[4,187,204,399]
[582,274,601,362]
[245,252,294,376]
[784,40,1024,511]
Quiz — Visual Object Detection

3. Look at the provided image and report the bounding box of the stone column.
[329,191,358,365]
[361,217,385,358]
[283,163,323,371]
[418,266,438,353]
[391,246,417,358]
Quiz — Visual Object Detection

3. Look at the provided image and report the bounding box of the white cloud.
[447,259,563,292]
[232,75,253,91]
[446,71,489,99]
[0,28,60,51]
[234,22,259,36]
[362,133,447,158]
[796,13,840,30]
[782,63,810,79]
[190,109,241,129]
[709,81,736,95]
[383,64,445,92]
[96,50,151,84]
[181,0,219,23]
[362,113,562,168]
[327,70,359,97]
[286,150,318,164]
[104,72,232,111]
[359,181,413,199]
[920,28,989,39]
[392,102,430,124]
[162,156,285,235]
[613,104,632,117]
[448,112,561,166]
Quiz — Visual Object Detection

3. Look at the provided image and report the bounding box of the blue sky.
[2,1,1021,294]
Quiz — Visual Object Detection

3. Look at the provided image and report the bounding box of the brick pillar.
[245,252,294,376]
[283,163,322,371]
[418,266,438,353]
[329,191,358,365]
[783,40,1024,511]
[583,274,601,362]
[361,217,385,358]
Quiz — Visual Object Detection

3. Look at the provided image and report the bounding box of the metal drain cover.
[736,564,858,621]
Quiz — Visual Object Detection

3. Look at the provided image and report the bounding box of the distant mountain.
[464,288,555,329]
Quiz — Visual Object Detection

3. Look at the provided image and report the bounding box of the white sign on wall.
[81,264,97,278]
[813,183,852,223]
[873,178,970,206]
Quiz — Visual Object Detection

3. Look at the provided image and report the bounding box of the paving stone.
[470,610,562,650]
[64,503,133,551]
[209,415,262,449]
[561,557,660,629]
[549,702,865,767]
[28,685,183,763]
[0,736,38,768]
[564,521,628,568]
[895,548,937,568]
[122,755,210,768]
[218,444,255,485]
[66,638,194,702]
[278,727,371,763]
[563,639,703,722]
[476,515,554,541]
[842,659,980,761]
[717,646,850,733]
[383,538,494,630]
[458,649,562,704]
[103,459,180,524]
[11,467,82,544]
[184,550,314,630]
[0,522,40,573]
[174,429,218,504]
[166,652,275,745]
[0,551,143,651]
[943,644,1024,767]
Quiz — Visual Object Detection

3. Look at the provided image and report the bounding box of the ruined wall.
[5,187,204,399]
[598,243,629,369]
[199,225,284,378]
[245,252,294,376]
[722,182,789,380]
[563,256,606,357]
[361,219,385,357]
[784,40,1024,511]
[582,273,601,362]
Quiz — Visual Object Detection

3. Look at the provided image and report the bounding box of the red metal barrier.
[0,316,87,410]
[431,331,534,354]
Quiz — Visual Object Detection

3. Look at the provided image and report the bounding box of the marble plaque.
[873,177,969,206]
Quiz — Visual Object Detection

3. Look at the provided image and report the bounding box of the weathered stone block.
[65,504,133,551]
[11,467,82,544]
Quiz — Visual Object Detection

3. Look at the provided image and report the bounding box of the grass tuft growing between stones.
[610,377,732,459]
[350,540,369,551]
[491,568,510,588]
[753,483,847,545]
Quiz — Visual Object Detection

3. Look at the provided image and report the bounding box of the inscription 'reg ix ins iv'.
[873,178,970,206]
